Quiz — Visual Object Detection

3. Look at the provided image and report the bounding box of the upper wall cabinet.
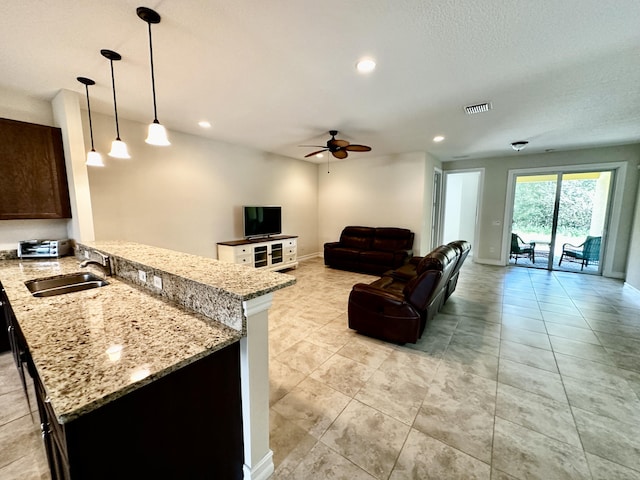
[0,118,71,220]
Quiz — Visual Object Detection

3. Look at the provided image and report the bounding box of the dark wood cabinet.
[0,117,72,219]
[5,290,244,479]
[30,343,244,480]
[0,283,10,352]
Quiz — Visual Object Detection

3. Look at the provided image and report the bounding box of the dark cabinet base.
[36,343,244,480]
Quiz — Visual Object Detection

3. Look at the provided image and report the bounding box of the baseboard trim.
[298,252,321,262]
[473,257,505,266]
[243,450,274,480]
[606,271,626,280]
[624,282,640,294]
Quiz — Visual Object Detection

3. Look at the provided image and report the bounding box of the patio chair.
[510,233,535,263]
[559,236,601,270]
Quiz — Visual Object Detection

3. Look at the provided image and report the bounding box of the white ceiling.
[2,0,640,163]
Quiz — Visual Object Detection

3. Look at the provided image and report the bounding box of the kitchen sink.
[25,272,109,297]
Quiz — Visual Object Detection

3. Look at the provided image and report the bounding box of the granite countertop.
[80,240,296,300]
[0,243,294,424]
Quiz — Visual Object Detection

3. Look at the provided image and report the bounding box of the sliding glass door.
[510,170,612,273]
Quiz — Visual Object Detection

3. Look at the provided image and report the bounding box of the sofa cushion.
[326,247,364,260]
[360,250,395,265]
[340,226,375,250]
[372,228,414,251]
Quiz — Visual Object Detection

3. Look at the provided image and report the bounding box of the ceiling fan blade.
[345,144,371,152]
[332,149,348,159]
[329,139,350,148]
[305,149,328,158]
[298,145,326,148]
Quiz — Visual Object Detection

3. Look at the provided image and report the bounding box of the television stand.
[217,235,298,271]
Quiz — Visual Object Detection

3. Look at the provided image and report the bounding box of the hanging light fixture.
[76,77,104,167]
[137,6,170,146]
[101,49,131,159]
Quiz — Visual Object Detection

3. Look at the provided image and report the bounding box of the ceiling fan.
[300,130,372,159]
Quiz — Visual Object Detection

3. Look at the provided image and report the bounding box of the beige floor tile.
[377,349,440,388]
[355,369,427,425]
[310,354,377,397]
[320,400,410,480]
[269,409,318,477]
[337,337,393,369]
[288,441,376,480]
[549,335,614,365]
[414,364,496,463]
[492,417,591,480]
[501,314,547,333]
[275,340,334,375]
[500,325,551,350]
[390,428,491,480]
[546,323,602,345]
[573,407,640,472]
[271,377,351,439]
[269,358,307,406]
[441,342,499,381]
[498,358,566,402]
[0,415,44,471]
[585,452,640,480]
[495,383,581,446]
[499,339,558,373]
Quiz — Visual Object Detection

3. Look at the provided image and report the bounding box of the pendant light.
[76,77,104,167]
[101,49,131,159]
[138,6,170,146]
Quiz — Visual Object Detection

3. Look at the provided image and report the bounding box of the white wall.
[0,86,71,250]
[318,152,441,256]
[86,112,318,259]
[443,145,640,276]
[626,170,640,290]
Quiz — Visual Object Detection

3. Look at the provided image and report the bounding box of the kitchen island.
[0,241,295,479]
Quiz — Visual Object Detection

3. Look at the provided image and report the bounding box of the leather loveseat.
[347,241,470,344]
[324,226,414,275]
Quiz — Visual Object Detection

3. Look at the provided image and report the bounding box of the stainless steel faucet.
[80,252,112,276]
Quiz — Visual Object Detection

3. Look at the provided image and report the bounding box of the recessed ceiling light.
[433,135,445,143]
[198,121,211,128]
[356,58,376,73]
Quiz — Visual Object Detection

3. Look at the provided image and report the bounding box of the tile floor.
[2,257,640,479]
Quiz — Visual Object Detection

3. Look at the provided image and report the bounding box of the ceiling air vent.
[464,102,492,115]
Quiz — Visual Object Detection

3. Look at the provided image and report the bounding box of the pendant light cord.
[84,84,96,150]
[108,59,121,140]
[148,22,159,123]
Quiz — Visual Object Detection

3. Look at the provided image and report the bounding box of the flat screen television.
[243,206,282,238]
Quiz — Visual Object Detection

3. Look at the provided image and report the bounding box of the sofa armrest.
[351,283,407,306]
[324,241,342,249]
[408,256,423,266]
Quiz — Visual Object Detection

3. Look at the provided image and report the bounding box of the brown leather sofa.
[347,242,469,344]
[324,226,414,275]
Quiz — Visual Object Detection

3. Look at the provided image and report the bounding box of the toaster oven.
[18,239,72,258]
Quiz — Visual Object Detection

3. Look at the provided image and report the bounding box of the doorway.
[430,169,443,250]
[509,170,613,273]
[442,170,482,253]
